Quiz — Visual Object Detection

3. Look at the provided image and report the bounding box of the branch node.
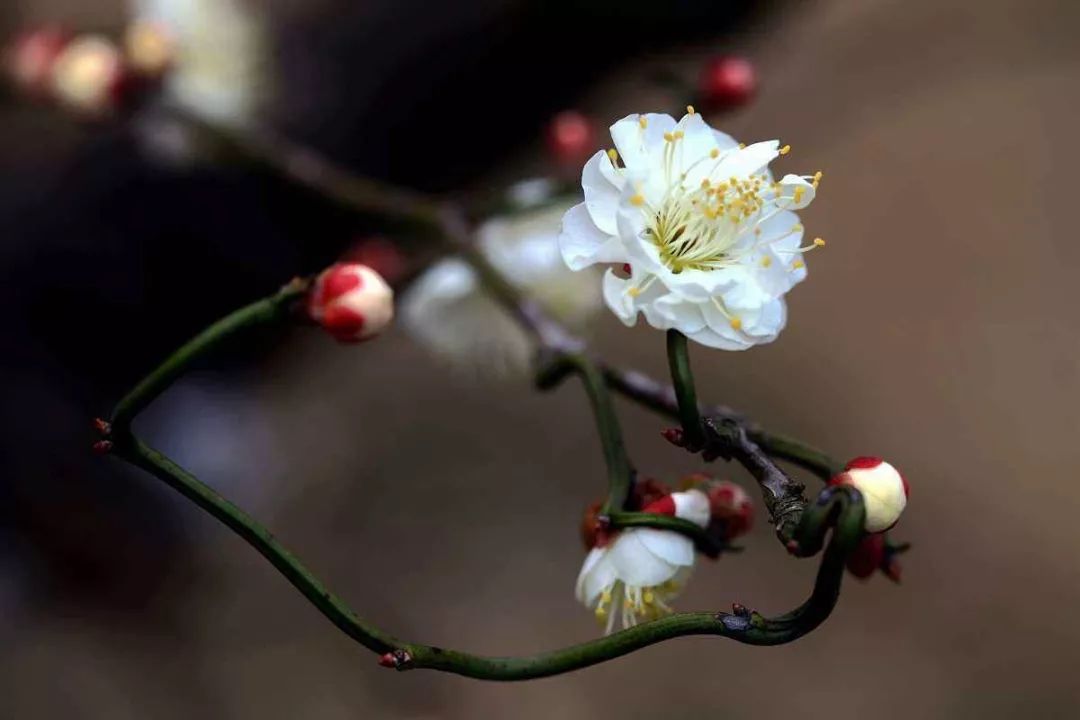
[377,649,414,671]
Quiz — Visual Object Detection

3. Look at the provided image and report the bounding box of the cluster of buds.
[580,474,754,553]
[4,22,175,118]
[306,263,395,343]
[544,55,757,165]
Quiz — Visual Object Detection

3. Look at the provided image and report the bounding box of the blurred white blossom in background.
[131,0,270,126]
[402,198,602,377]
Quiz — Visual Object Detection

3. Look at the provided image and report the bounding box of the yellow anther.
[779,144,791,155]
[639,115,648,129]
[813,237,826,247]
[761,256,773,268]
[814,170,823,182]
[628,287,642,298]
[700,178,711,189]
[663,132,674,142]
[792,260,805,270]
[630,193,645,206]
[738,142,746,149]
[710,148,720,159]
[643,590,655,604]
[607,148,619,163]
[673,130,684,140]
[793,187,805,203]
[730,317,743,330]
[792,223,803,231]
[686,105,696,115]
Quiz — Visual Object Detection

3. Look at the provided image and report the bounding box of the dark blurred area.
[2,0,1080,718]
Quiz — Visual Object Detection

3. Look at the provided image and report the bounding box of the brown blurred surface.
[5,0,1080,717]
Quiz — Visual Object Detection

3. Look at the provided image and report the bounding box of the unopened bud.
[50,35,128,117]
[308,263,394,343]
[829,456,908,533]
[125,21,174,78]
[6,25,71,96]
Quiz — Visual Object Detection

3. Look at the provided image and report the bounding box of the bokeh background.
[3,0,1079,717]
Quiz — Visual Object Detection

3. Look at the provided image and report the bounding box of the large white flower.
[576,490,710,634]
[401,201,602,375]
[559,110,823,350]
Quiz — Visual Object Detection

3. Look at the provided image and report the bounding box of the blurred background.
[2,0,1079,717]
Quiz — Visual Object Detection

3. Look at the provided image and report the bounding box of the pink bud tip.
[377,653,397,668]
[699,56,757,110]
[92,418,111,436]
[92,440,113,455]
[547,110,596,165]
[661,428,685,447]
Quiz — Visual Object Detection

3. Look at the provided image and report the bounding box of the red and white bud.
[50,35,128,117]
[830,456,908,533]
[705,480,754,541]
[308,263,394,343]
[125,21,175,78]
[6,26,71,96]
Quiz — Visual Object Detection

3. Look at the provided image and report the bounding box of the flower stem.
[114,436,401,654]
[665,329,706,451]
[109,278,309,434]
[538,353,633,514]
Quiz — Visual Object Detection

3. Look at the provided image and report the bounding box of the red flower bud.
[699,56,757,110]
[547,110,597,165]
[846,532,886,579]
[830,456,908,533]
[6,25,71,97]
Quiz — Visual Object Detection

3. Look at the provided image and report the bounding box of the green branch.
[109,278,309,433]
[666,329,706,451]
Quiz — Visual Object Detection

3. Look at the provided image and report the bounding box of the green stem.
[607,512,730,558]
[665,330,706,450]
[110,279,308,432]
[115,436,401,654]
[550,354,633,515]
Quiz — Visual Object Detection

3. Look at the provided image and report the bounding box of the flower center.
[594,579,681,633]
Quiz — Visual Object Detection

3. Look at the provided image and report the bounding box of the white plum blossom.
[130,0,269,127]
[576,490,710,633]
[559,109,824,350]
[401,201,602,376]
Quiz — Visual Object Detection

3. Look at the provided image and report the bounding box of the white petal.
[558,203,625,271]
[634,528,696,567]
[602,269,639,326]
[575,547,617,606]
[775,173,816,210]
[713,140,780,179]
[641,293,707,334]
[610,113,676,174]
[581,150,622,235]
[673,489,711,528]
[609,530,684,587]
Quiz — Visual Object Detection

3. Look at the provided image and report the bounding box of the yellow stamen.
[607,148,619,163]
[663,132,674,142]
[813,237,826,247]
[710,148,720,159]
[761,256,772,268]
[686,105,696,116]
[730,317,743,330]
[792,260,805,270]
[639,115,648,129]
[673,130,684,140]
[779,144,791,155]
[630,193,645,206]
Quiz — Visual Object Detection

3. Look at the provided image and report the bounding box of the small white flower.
[131,0,269,126]
[401,202,602,375]
[559,109,824,350]
[575,490,710,634]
